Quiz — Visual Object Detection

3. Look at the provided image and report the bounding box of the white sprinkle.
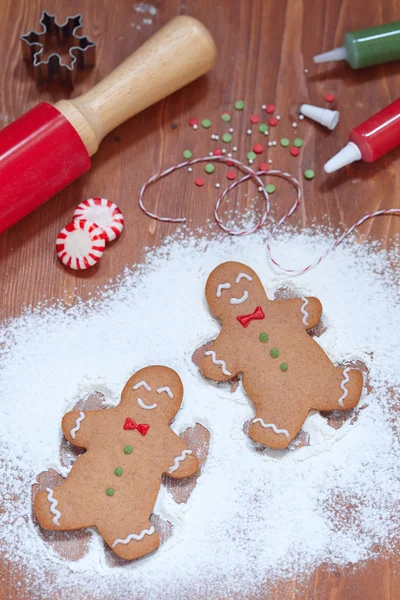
[292,122,297,128]
[248,159,254,164]
[222,149,227,154]
[258,186,263,192]
[276,115,281,121]
[261,104,266,110]
[304,68,309,73]
[299,114,304,121]
[227,153,232,158]
[193,124,199,129]
[264,131,269,136]
[247,129,252,135]
[268,142,273,147]
[228,127,234,133]
[268,159,272,164]
[272,141,277,146]
[215,183,221,188]
[209,152,213,156]
[187,167,193,172]
[232,146,238,151]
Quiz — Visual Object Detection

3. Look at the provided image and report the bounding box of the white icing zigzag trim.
[217,282,230,297]
[300,297,309,326]
[230,290,249,305]
[45,488,61,526]
[133,380,151,391]
[338,367,351,407]
[168,449,192,473]
[112,526,155,548]
[252,418,290,439]
[236,272,252,283]
[70,411,85,439]
[157,386,173,398]
[204,350,231,376]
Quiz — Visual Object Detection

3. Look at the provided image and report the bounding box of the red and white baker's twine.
[138,156,400,275]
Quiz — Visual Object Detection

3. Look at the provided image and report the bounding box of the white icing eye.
[216,282,231,297]
[230,291,249,305]
[236,272,252,283]
[156,386,174,398]
[133,380,151,391]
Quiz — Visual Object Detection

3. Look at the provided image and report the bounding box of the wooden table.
[1,0,399,598]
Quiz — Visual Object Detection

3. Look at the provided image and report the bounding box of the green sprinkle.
[222,133,232,143]
[280,137,290,147]
[182,149,192,159]
[270,348,279,358]
[106,488,115,497]
[293,138,304,148]
[247,151,256,161]
[221,112,231,122]
[280,363,288,372]
[258,123,268,133]
[304,169,315,180]
[204,163,215,174]
[234,100,245,110]
[202,119,212,129]
[259,333,269,343]
[266,184,276,194]
[114,467,123,477]
[124,445,133,455]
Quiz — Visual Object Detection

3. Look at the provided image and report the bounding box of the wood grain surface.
[1,0,400,598]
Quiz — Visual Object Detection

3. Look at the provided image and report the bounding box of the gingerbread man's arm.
[199,332,239,382]
[62,410,97,448]
[164,433,199,479]
[276,296,322,331]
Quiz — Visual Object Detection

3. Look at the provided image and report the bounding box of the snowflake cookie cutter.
[21,10,96,87]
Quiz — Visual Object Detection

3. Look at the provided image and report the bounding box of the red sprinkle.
[269,117,278,127]
[259,162,269,171]
[253,143,264,154]
[250,114,260,124]
[226,170,237,180]
[213,148,223,156]
[195,177,205,187]
[324,93,335,103]
[290,147,300,157]
[265,104,275,114]
[188,118,199,126]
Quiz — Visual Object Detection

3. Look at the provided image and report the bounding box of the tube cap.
[314,46,348,63]
[300,104,340,131]
[324,142,362,173]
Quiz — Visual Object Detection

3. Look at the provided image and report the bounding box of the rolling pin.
[0,16,216,234]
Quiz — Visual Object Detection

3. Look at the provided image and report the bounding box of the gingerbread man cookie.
[34,366,199,560]
[199,261,363,450]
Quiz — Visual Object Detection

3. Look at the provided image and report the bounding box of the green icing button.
[304,169,315,180]
[280,363,288,372]
[221,112,231,122]
[205,163,215,174]
[266,184,276,194]
[293,138,304,148]
[124,445,133,455]
[182,149,192,159]
[106,488,115,497]
[259,333,269,343]
[202,118,212,129]
[222,133,232,143]
[114,467,123,477]
[270,348,279,358]
[234,100,245,110]
[258,123,268,133]
[247,151,256,161]
[280,137,290,147]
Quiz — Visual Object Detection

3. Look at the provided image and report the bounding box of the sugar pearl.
[215,183,221,188]
[299,114,304,120]
[227,152,232,157]
[222,148,227,154]
[232,146,238,151]
[276,115,281,120]
[188,167,193,172]
[228,127,234,133]
[261,104,266,110]
[292,122,297,128]
[193,124,199,130]
[247,129,252,135]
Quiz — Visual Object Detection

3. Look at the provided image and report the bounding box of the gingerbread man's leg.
[249,410,301,450]
[100,519,160,561]
[313,366,363,412]
[34,481,91,531]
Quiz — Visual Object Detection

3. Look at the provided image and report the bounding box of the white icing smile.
[230,290,249,305]
[137,397,157,410]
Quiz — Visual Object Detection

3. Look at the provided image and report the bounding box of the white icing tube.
[236,272,252,283]
[300,297,309,326]
[112,526,155,547]
[133,380,151,391]
[230,291,249,305]
[45,488,61,526]
[204,350,231,376]
[168,449,192,473]
[70,411,85,439]
[252,418,290,439]
[338,367,350,407]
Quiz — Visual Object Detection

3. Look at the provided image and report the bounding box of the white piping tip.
[300,103,340,131]
[324,142,362,173]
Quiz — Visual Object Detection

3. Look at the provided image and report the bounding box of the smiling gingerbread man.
[34,366,199,560]
[199,261,363,450]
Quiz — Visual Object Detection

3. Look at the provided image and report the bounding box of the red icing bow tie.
[237,306,265,328]
[123,418,150,436]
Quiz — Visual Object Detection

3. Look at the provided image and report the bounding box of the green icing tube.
[314,21,400,69]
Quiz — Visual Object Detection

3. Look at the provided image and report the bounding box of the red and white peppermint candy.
[73,198,124,243]
[56,220,105,270]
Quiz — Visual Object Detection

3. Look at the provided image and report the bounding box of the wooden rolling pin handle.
[55,16,216,156]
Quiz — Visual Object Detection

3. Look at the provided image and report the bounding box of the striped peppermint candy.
[73,198,124,243]
[56,220,106,270]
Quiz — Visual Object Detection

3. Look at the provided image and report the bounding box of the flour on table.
[0,230,400,599]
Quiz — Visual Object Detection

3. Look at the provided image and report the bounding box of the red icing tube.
[324,98,400,172]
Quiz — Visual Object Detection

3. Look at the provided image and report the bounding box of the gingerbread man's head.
[205,262,268,321]
[120,366,183,425]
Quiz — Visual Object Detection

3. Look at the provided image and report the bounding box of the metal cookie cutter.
[21,10,96,87]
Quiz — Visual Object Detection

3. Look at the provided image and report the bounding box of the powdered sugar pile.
[1,229,400,599]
